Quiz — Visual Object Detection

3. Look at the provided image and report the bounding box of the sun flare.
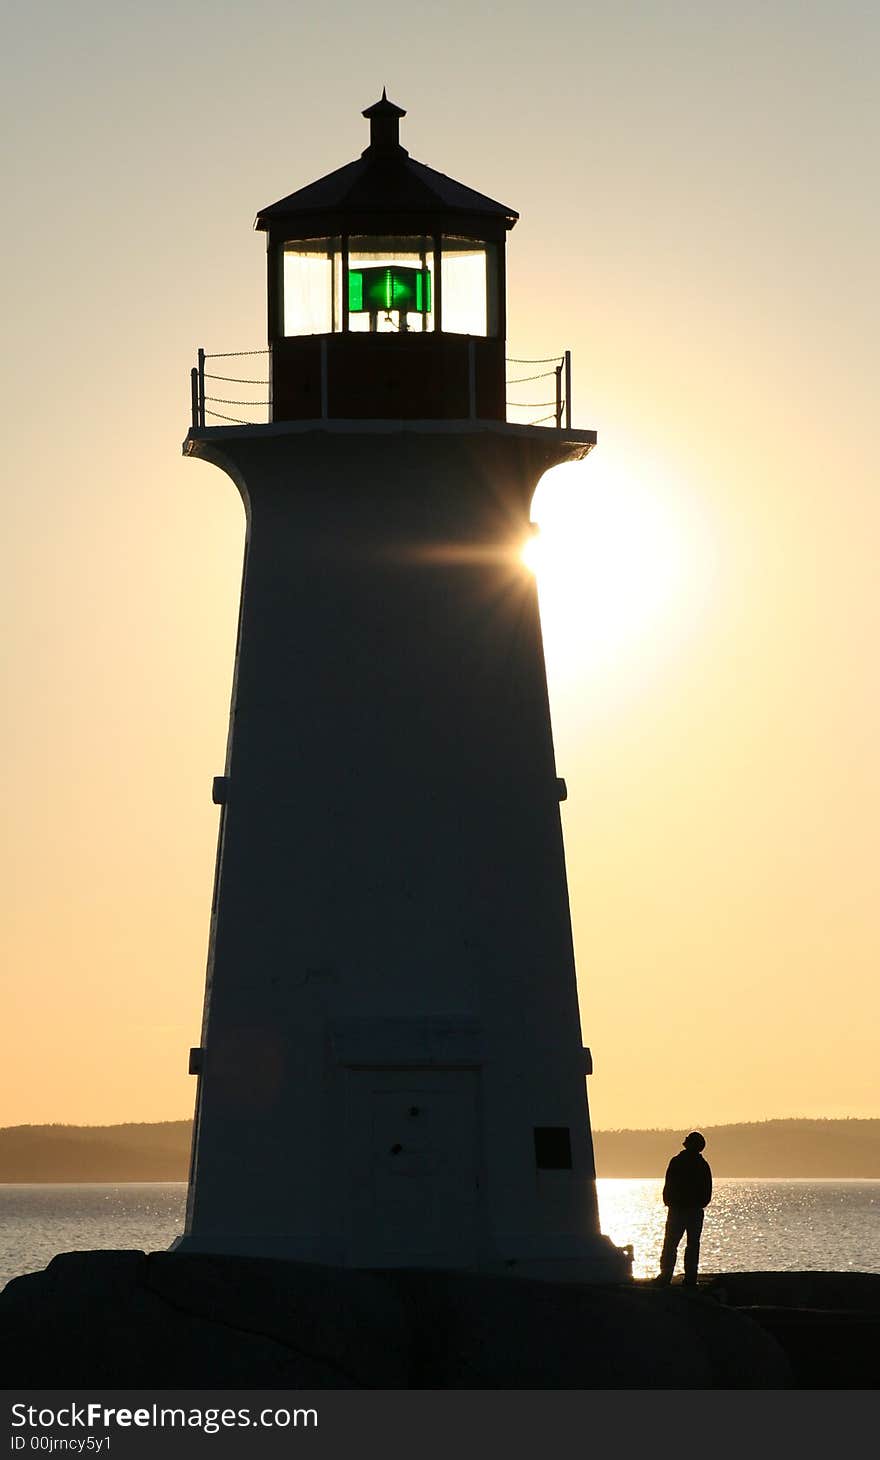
[526,452,713,685]
[521,533,542,575]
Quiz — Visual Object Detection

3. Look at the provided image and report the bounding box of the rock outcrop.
[0,1251,798,1388]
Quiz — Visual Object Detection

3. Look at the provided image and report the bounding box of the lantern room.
[256,93,517,422]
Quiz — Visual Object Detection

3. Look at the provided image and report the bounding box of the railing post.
[468,339,476,420]
[198,348,206,429]
[555,362,563,429]
[564,349,572,430]
[190,368,199,431]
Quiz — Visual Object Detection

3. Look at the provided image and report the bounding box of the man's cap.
[683,1131,706,1150]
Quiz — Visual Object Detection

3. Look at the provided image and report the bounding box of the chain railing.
[191,348,270,428]
[505,351,571,428]
[190,346,572,429]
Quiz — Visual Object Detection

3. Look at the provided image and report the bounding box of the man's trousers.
[659,1205,705,1282]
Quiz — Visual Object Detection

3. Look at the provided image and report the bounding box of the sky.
[2,1,878,1131]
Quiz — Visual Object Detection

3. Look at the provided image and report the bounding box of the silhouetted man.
[655,1131,712,1287]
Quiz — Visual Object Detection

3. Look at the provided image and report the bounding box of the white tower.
[176,96,628,1282]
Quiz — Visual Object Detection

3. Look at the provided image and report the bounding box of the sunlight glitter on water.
[596,1178,880,1278]
[0,1184,187,1291]
[1,1180,878,1290]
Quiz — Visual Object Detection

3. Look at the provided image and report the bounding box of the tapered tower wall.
[177,420,624,1279]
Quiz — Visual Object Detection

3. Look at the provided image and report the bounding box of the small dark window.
[534,1127,572,1170]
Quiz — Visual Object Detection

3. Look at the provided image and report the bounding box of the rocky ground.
[4,1252,877,1388]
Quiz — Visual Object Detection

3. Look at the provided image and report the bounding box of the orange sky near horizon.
[2,1,878,1131]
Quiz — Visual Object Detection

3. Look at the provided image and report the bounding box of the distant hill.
[0,1122,192,1183]
[0,1118,876,1182]
[593,1120,880,1178]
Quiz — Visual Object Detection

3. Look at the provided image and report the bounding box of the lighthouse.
[176,95,628,1282]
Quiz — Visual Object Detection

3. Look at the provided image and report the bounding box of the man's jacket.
[662,1150,713,1208]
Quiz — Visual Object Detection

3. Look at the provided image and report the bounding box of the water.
[0,1184,186,1291]
[597,1178,880,1279]
[1,1180,877,1291]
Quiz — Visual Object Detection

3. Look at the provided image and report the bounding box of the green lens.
[348,265,431,314]
[348,271,364,312]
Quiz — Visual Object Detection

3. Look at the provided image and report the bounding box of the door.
[346,1069,480,1267]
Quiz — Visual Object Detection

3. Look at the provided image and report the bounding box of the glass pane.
[282,238,339,336]
[440,238,492,337]
[347,236,435,333]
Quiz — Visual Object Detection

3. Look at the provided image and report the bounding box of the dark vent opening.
[533,1126,572,1170]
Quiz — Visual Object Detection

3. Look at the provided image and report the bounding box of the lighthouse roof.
[256,93,518,240]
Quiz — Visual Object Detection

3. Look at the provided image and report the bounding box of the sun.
[521,531,542,575]
[523,450,713,684]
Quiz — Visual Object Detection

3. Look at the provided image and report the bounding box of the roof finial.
[362,91,407,154]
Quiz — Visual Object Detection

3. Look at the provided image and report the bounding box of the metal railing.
[504,350,571,428]
[191,348,270,429]
[189,346,571,430]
